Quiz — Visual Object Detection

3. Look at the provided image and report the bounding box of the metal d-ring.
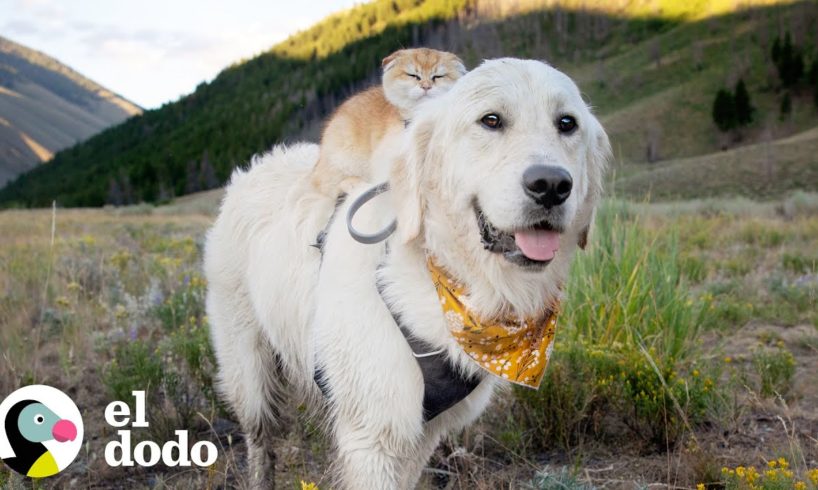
[346,182,397,244]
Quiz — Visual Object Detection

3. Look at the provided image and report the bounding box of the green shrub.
[160,317,220,411]
[781,253,817,274]
[738,222,785,247]
[154,274,207,331]
[103,340,164,405]
[532,467,594,490]
[700,282,753,330]
[705,297,753,329]
[681,254,708,283]
[762,276,818,326]
[514,343,611,449]
[516,342,716,450]
[752,347,796,398]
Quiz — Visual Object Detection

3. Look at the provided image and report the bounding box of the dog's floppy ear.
[382,50,403,71]
[577,116,611,250]
[390,119,433,244]
[577,211,594,250]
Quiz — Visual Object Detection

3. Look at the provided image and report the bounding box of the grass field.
[1,193,817,489]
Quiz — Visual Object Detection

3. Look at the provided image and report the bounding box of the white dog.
[204,58,611,489]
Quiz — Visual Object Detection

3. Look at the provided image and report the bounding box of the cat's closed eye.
[406,72,420,80]
[432,75,445,81]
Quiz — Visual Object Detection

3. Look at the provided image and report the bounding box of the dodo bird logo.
[0,385,83,478]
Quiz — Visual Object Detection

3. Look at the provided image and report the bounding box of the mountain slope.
[616,124,818,199]
[0,0,816,207]
[0,36,142,185]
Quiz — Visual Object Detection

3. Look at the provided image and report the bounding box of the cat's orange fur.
[311,48,465,196]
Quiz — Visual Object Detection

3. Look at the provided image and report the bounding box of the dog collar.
[427,258,559,389]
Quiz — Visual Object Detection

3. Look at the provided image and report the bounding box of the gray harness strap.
[375,270,481,421]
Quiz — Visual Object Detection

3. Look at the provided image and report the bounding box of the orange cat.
[311,48,466,196]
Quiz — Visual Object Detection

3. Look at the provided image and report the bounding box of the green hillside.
[0,0,816,207]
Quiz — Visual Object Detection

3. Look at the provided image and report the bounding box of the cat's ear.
[390,119,433,244]
[451,55,467,76]
[382,50,403,71]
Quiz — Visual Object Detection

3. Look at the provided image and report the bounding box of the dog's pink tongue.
[514,229,560,261]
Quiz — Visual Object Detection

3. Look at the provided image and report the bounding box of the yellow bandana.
[427,259,559,389]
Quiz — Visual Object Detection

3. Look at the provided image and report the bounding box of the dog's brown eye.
[481,113,502,130]
[556,115,577,134]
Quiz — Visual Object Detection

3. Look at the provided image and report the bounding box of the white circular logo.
[0,385,84,478]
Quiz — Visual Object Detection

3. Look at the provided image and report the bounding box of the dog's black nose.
[522,165,573,208]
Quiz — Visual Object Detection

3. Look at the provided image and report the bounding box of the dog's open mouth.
[475,203,562,268]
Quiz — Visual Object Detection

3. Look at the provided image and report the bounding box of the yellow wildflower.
[808,469,818,485]
[301,482,318,490]
[768,460,777,468]
[724,356,732,363]
[746,466,759,484]
[777,457,789,469]
[794,482,806,490]
[696,484,705,490]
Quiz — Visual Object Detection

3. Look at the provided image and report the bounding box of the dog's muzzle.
[475,202,564,269]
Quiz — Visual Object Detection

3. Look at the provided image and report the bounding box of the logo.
[0,385,83,478]
[104,391,217,467]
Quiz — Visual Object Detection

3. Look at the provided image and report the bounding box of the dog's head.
[390,59,610,306]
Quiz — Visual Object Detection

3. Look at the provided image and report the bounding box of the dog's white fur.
[204,58,611,489]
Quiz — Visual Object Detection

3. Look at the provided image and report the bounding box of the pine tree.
[789,48,804,86]
[199,150,218,190]
[107,177,123,206]
[773,32,804,87]
[733,79,754,126]
[712,88,736,132]
[809,58,818,108]
[780,91,792,119]
[771,36,781,64]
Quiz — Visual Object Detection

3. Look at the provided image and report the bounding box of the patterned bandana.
[427,258,559,389]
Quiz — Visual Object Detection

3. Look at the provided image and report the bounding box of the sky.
[1,0,362,109]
